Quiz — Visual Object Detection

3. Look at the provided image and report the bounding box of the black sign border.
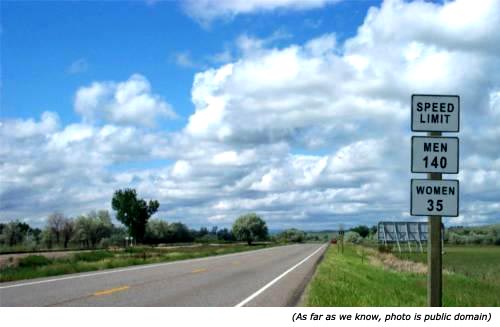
[410,179,459,217]
[411,94,460,132]
[411,136,459,174]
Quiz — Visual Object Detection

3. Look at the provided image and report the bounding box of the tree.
[0,221,25,246]
[169,222,192,243]
[0,221,42,249]
[351,225,370,238]
[145,219,170,244]
[47,212,66,245]
[216,228,235,242]
[61,218,75,248]
[41,228,55,249]
[74,210,113,248]
[94,210,113,242]
[198,227,209,238]
[112,188,159,243]
[278,228,305,243]
[232,213,268,245]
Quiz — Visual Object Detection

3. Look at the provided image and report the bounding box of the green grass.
[0,243,273,283]
[18,255,53,268]
[304,245,500,306]
[396,245,500,285]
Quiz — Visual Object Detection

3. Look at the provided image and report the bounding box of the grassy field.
[0,243,273,283]
[304,244,500,306]
[396,245,500,286]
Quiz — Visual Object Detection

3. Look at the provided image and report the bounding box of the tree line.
[337,224,500,246]
[0,188,319,252]
[7,188,495,252]
[0,213,270,251]
[0,189,274,251]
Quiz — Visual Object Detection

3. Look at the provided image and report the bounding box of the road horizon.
[0,243,327,307]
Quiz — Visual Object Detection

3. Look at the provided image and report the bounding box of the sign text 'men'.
[411,136,459,174]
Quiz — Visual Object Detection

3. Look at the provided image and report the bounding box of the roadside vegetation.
[396,245,500,286]
[0,243,273,282]
[0,188,324,282]
[0,188,267,254]
[304,244,500,306]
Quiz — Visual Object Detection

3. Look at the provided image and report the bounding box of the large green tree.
[112,189,159,243]
[74,210,113,248]
[232,213,268,245]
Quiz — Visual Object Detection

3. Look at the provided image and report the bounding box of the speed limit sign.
[411,179,459,216]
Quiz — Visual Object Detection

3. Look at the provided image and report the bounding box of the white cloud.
[208,49,233,64]
[180,0,500,226]
[184,0,341,24]
[74,74,176,127]
[67,58,89,74]
[0,111,59,139]
[186,33,406,146]
[2,0,500,229]
[173,51,199,68]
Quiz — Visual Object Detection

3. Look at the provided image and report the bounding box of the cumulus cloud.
[74,74,177,127]
[186,32,405,146]
[182,0,500,226]
[2,0,500,229]
[184,0,341,24]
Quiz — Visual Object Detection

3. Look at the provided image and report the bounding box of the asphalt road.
[0,243,327,307]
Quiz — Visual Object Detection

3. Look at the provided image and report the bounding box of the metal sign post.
[411,94,460,307]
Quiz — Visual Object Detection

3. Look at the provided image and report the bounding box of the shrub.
[344,231,362,244]
[99,238,111,249]
[73,251,113,262]
[350,225,370,238]
[378,245,392,253]
[198,234,218,243]
[18,255,52,268]
[495,238,500,246]
[277,229,306,243]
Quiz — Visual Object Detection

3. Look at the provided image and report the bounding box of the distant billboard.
[378,221,444,252]
[378,221,428,243]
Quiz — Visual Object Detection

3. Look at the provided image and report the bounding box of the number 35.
[427,199,443,211]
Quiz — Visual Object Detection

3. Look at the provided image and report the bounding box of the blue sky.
[2,0,374,126]
[1,0,500,229]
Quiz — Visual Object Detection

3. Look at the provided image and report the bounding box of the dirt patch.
[370,252,427,274]
[360,247,428,274]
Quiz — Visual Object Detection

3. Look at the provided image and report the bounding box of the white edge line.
[235,243,327,307]
[0,244,299,290]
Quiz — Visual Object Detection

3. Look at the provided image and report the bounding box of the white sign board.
[411,179,459,216]
[411,136,459,173]
[411,94,460,132]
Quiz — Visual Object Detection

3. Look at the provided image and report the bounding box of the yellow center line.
[191,268,207,273]
[93,285,129,296]
[232,261,241,266]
